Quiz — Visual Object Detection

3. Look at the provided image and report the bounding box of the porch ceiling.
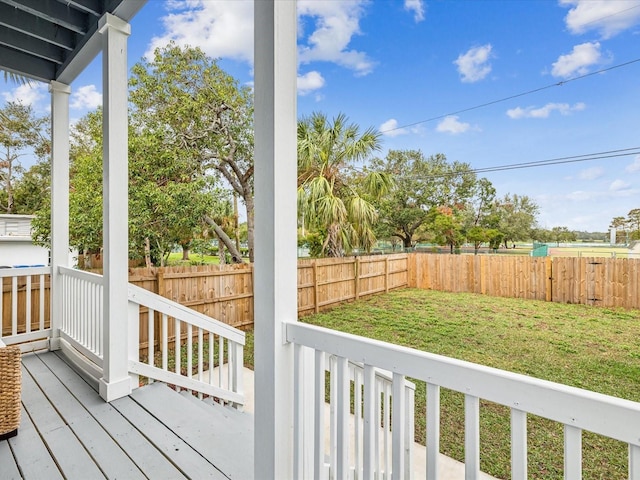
[0,0,146,84]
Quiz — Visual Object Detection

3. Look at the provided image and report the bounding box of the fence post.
[355,257,360,301]
[385,257,390,293]
[545,257,553,303]
[313,261,319,314]
[480,255,487,295]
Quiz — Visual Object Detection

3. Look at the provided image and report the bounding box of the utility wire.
[472,147,640,174]
[354,147,640,178]
[576,3,640,29]
[380,58,640,134]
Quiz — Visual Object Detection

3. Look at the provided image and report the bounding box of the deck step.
[130,382,254,480]
[179,390,254,432]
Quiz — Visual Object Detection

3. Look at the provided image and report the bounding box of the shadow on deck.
[1,351,253,480]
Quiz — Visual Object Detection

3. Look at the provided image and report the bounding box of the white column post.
[49,81,71,351]
[98,13,132,402]
[254,1,298,478]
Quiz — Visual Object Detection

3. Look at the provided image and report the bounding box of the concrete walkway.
[225,366,499,480]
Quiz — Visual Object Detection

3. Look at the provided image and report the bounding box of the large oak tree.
[129,43,253,262]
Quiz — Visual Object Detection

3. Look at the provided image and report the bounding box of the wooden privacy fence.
[125,254,410,352]
[408,253,640,309]
[128,264,255,331]
[2,256,409,347]
[297,254,409,315]
[1,272,51,337]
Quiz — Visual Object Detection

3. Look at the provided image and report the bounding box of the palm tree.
[297,112,391,257]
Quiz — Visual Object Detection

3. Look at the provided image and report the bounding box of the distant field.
[546,245,633,258]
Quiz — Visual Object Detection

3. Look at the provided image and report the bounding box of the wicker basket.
[0,346,21,440]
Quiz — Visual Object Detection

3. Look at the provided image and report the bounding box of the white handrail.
[56,267,245,406]
[288,321,640,479]
[127,282,245,407]
[127,283,244,344]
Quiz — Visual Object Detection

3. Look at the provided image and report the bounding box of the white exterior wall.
[0,238,49,267]
[0,215,49,266]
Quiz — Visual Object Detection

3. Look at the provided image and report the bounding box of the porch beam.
[49,80,71,351]
[98,12,131,402]
[254,0,298,478]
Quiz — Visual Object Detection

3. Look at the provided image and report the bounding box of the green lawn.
[246,289,640,479]
[166,251,220,265]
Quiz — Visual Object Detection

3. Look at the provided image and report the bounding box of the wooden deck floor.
[0,351,253,480]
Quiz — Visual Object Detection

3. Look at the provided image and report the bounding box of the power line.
[355,147,640,178]
[577,3,640,29]
[472,147,640,175]
[380,58,640,134]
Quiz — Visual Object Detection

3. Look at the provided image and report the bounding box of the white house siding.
[0,215,49,267]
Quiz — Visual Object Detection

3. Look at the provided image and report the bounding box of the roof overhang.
[0,0,147,84]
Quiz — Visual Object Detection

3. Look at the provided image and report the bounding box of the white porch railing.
[59,266,104,365]
[57,267,244,406]
[323,354,415,480]
[127,283,244,407]
[0,266,51,349]
[288,321,640,480]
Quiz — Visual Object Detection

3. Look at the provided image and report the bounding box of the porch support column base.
[49,337,61,351]
[99,376,132,402]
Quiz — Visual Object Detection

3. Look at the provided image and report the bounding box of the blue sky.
[2,0,640,233]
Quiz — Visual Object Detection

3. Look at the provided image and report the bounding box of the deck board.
[3,351,253,480]
[6,406,63,480]
[0,437,22,480]
[20,362,106,479]
[21,354,146,480]
[41,353,189,480]
[112,395,228,479]
[133,384,254,480]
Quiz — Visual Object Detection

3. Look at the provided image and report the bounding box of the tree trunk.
[5,161,14,213]
[325,223,342,257]
[218,234,226,265]
[144,238,152,268]
[203,214,243,263]
[245,194,255,262]
[234,194,240,252]
[181,242,190,261]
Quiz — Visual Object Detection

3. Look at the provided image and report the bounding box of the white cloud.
[506,102,586,119]
[379,118,408,137]
[2,83,47,107]
[147,0,254,63]
[610,179,631,191]
[149,0,375,79]
[560,0,640,39]
[578,166,604,180]
[566,190,594,201]
[626,156,640,172]
[404,0,425,22]
[436,115,471,134]
[551,42,603,78]
[70,85,102,110]
[297,71,325,95]
[298,0,375,76]
[454,44,493,83]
